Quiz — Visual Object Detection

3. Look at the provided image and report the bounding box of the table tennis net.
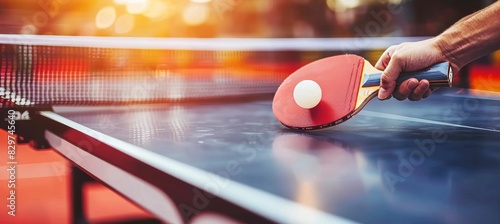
[0,42,325,107]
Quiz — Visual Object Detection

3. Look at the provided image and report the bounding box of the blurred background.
[1,0,499,93]
[0,0,495,38]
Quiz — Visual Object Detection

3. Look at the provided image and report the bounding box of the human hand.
[375,38,453,101]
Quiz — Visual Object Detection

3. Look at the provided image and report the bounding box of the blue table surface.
[55,88,500,224]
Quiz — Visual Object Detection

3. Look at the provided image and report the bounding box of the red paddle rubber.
[273,55,365,130]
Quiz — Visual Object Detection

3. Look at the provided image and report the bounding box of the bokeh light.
[340,0,360,8]
[113,0,145,5]
[182,3,209,26]
[326,0,361,12]
[143,0,170,20]
[190,0,212,3]
[114,0,127,4]
[115,14,135,34]
[20,24,37,34]
[95,7,117,29]
[126,0,150,15]
[0,0,485,39]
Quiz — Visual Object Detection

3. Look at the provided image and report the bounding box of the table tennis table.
[2,35,500,224]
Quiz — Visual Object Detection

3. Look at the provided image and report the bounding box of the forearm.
[434,1,500,70]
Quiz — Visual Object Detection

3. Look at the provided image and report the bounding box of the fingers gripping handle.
[362,62,452,87]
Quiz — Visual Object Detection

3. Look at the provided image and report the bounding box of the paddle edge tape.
[280,90,379,130]
[273,54,365,130]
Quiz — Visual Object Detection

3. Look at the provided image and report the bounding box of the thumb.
[378,57,402,100]
[375,52,390,70]
[375,46,396,70]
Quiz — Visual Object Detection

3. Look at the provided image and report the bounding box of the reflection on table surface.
[54,88,500,224]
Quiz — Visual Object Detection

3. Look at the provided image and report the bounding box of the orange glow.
[115,14,135,34]
[296,181,320,221]
[126,0,150,15]
[114,0,147,5]
[95,7,117,29]
[20,24,37,34]
[143,0,170,20]
[182,3,209,26]
[114,0,128,4]
[469,65,500,92]
[492,50,500,66]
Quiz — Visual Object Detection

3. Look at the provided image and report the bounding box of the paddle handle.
[362,62,452,87]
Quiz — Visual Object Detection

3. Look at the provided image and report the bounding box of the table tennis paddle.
[272,54,453,130]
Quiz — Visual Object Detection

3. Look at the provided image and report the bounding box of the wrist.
[432,35,462,73]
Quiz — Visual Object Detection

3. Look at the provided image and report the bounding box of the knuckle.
[380,74,390,83]
[398,85,411,95]
[387,45,397,52]
[418,83,430,93]
[398,43,408,48]
[380,74,395,85]
[393,92,407,101]
[391,52,401,61]
[420,80,430,88]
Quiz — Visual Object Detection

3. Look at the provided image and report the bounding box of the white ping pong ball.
[293,80,322,109]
